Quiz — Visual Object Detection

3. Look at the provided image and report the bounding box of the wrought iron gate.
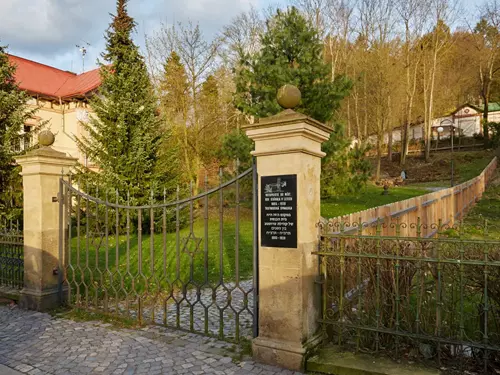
[58,163,258,343]
[315,220,500,374]
[0,220,23,290]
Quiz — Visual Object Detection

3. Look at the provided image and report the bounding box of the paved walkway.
[0,306,302,375]
[0,364,22,375]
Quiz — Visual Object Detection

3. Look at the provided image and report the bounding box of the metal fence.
[315,221,500,374]
[59,163,258,343]
[0,220,24,289]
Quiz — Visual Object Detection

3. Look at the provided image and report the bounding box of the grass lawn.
[320,184,428,218]
[68,209,254,298]
[320,150,497,219]
[454,151,496,181]
[459,169,500,239]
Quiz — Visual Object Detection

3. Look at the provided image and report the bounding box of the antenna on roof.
[75,41,91,73]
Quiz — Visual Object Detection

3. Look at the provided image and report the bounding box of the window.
[23,126,33,150]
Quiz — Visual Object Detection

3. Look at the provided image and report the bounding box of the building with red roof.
[8,54,102,165]
[9,55,101,101]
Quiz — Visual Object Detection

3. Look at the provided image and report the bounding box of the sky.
[0,0,284,73]
[0,0,488,74]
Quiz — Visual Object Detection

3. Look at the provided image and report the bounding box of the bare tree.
[396,0,430,165]
[325,0,356,80]
[474,0,500,143]
[294,0,356,139]
[146,22,221,189]
[356,0,399,179]
[146,21,220,108]
[292,0,328,34]
[221,6,264,66]
[422,0,457,162]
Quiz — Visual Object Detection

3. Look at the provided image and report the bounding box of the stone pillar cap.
[243,109,332,134]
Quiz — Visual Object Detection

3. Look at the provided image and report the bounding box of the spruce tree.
[198,75,223,164]
[158,51,195,187]
[235,7,351,123]
[160,51,189,123]
[77,0,172,202]
[0,45,37,222]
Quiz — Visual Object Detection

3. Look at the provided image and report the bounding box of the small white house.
[362,103,500,145]
[433,104,482,138]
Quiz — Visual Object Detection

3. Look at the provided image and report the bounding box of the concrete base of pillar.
[252,333,323,371]
[19,286,67,311]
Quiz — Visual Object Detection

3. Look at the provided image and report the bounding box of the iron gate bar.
[218,167,224,339]
[203,176,209,334]
[58,177,64,303]
[252,157,259,339]
[316,319,500,352]
[320,233,500,244]
[312,251,500,267]
[235,160,240,341]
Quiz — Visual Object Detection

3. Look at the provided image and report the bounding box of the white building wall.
[26,99,91,165]
[488,111,500,123]
[351,106,500,146]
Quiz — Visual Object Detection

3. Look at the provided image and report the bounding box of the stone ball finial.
[277,84,301,109]
[38,130,55,147]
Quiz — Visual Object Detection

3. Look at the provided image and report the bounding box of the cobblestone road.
[0,306,303,375]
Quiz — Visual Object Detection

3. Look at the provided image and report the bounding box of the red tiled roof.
[8,54,101,100]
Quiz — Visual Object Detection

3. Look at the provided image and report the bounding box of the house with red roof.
[8,54,101,165]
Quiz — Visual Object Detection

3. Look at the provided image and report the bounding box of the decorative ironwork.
[180,231,203,256]
[0,220,23,289]
[59,163,258,343]
[315,219,500,374]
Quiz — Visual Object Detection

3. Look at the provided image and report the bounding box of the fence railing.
[324,157,497,237]
[315,222,500,374]
[0,221,24,289]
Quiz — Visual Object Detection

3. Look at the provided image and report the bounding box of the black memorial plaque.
[261,174,297,248]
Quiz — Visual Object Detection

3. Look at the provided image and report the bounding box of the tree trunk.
[347,99,351,138]
[479,57,494,145]
[329,37,339,81]
[401,25,411,166]
[387,95,392,162]
[364,74,368,139]
[354,91,361,139]
[423,58,430,162]
[388,128,393,162]
[402,121,410,164]
[426,47,438,163]
[376,138,382,181]
[483,92,490,144]
[403,61,419,165]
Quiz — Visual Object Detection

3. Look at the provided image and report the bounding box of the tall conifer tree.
[0,45,38,221]
[77,0,173,201]
[160,52,189,122]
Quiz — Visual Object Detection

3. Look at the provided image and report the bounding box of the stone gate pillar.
[15,131,77,311]
[245,86,330,370]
